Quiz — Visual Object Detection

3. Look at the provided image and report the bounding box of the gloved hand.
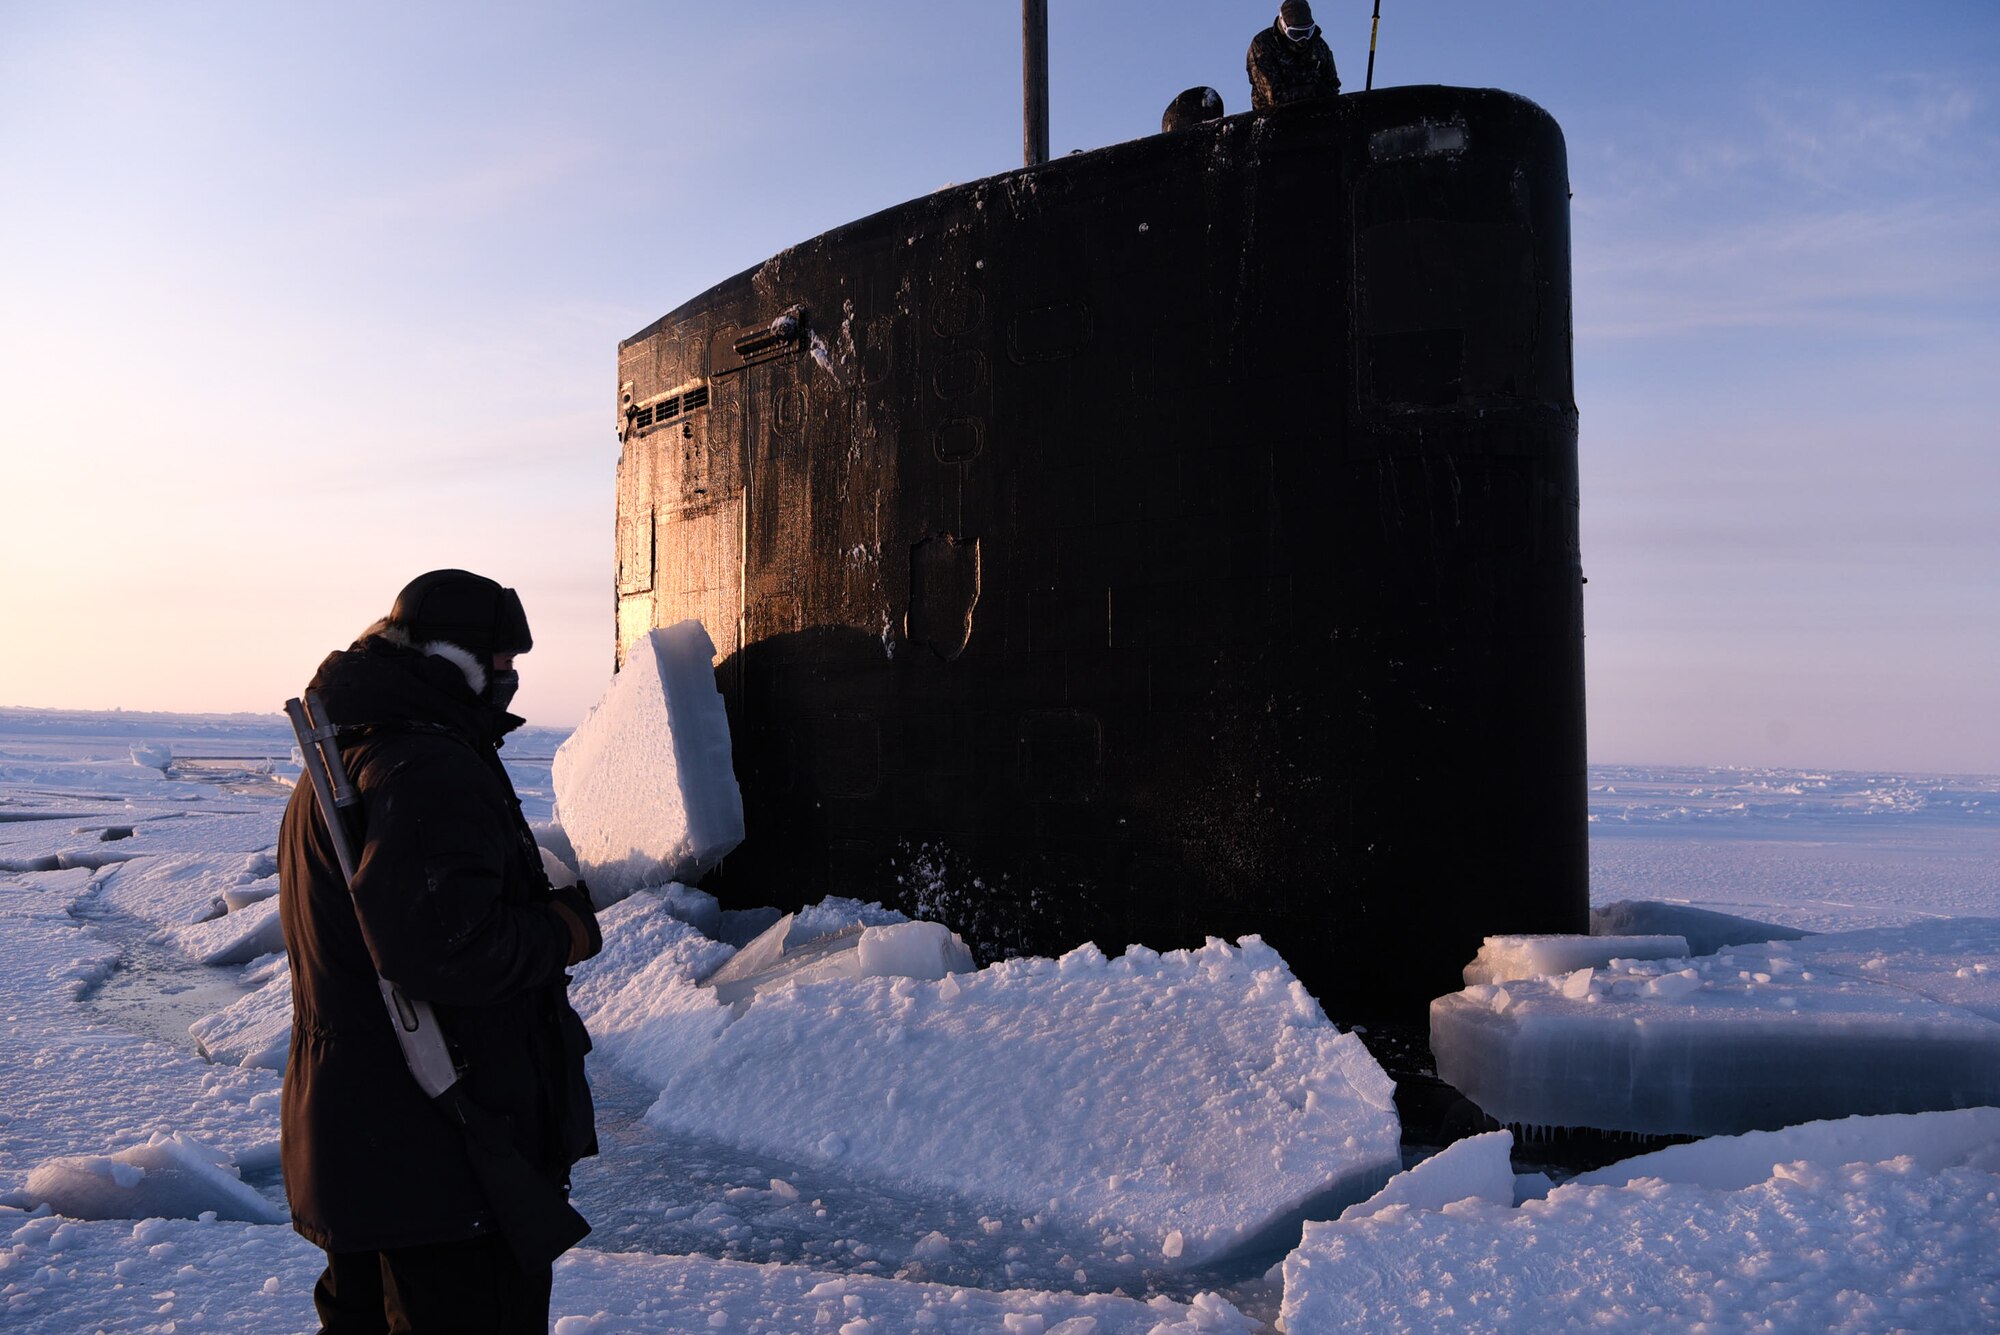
[549,880,602,965]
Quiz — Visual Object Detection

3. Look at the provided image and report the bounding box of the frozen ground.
[2,710,1996,1332]
[1588,764,2000,930]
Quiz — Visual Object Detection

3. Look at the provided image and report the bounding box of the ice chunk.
[22,1132,286,1223]
[700,912,795,994]
[221,875,278,912]
[1338,1130,1516,1220]
[598,934,1399,1268]
[130,742,172,772]
[1591,899,1811,955]
[700,918,972,1009]
[553,621,744,905]
[1643,966,1704,999]
[190,970,293,1070]
[161,896,284,966]
[856,921,974,981]
[1462,933,1688,985]
[1432,920,2000,1135]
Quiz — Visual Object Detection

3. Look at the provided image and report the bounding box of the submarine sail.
[614,85,1585,1016]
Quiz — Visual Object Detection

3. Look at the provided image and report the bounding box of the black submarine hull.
[615,85,1585,1017]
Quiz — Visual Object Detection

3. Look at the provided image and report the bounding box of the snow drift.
[1281,1109,2000,1333]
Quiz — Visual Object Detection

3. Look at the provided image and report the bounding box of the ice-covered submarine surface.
[615,85,1584,1018]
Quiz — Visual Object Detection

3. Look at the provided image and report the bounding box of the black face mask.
[487,669,521,712]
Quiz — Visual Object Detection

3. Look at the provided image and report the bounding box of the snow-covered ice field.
[2,708,1996,1332]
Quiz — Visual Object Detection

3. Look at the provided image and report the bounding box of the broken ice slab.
[1432,918,2000,1136]
[700,911,794,996]
[1462,933,1689,985]
[602,934,1400,1269]
[160,896,284,966]
[1338,1129,1518,1220]
[189,969,292,1071]
[553,621,744,905]
[221,875,278,912]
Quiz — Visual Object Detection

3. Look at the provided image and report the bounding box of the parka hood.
[307,635,524,747]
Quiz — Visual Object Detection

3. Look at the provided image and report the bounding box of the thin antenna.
[1366,0,1382,91]
[1024,0,1050,166]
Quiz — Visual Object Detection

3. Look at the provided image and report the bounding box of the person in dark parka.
[279,569,601,1334]
[1162,85,1225,133]
[1247,0,1341,110]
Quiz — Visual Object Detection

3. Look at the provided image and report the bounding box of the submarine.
[611,82,1586,1018]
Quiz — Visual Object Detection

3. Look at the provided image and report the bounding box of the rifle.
[286,692,589,1271]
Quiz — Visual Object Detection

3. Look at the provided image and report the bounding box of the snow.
[1432,917,2000,1135]
[1589,898,1811,954]
[856,919,974,981]
[1572,1106,2000,1189]
[96,845,282,928]
[553,622,745,904]
[21,1131,287,1225]
[591,931,1401,1269]
[128,743,172,772]
[0,1211,1252,1335]
[1338,1130,1518,1220]
[188,967,292,1071]
[6,711,2000,1331]
[1586,764,2000,931]
[541,1253,1256,1334]
[161,895,284,966]
[1280,1108,2000,1333]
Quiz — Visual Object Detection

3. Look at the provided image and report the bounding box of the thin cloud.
[1576,196,2000,338]
[1753,74,1986,193]
[1571,73,1998,344]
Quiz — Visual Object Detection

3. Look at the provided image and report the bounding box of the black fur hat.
[388,569,532,655]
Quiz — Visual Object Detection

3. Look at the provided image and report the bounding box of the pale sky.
[2,1,1995,773]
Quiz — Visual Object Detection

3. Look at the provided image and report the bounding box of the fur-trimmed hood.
[358,618,488,695]
[314,623,522,746]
